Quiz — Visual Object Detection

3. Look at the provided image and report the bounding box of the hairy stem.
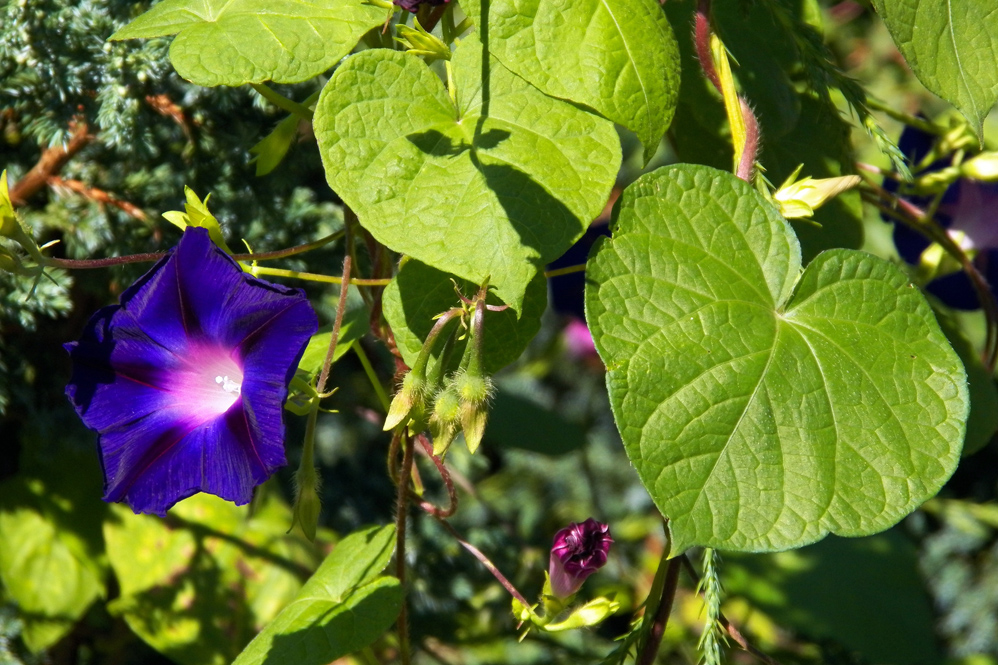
[317,256,353,396]
[395,432,416,665]
[636,557,682,665]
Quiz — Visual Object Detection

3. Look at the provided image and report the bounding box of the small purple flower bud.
[548,518,612,599]
[393,0,448,12]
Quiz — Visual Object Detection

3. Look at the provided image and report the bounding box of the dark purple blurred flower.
[548,518,612,599]
[887,125,998,310]
[65,228,317,516]
[394,0,448,12]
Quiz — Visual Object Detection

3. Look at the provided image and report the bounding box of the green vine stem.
[249,83,318,120]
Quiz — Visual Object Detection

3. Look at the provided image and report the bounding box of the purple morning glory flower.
[65,227,318,516]
[548,518,613,599]
[394,0,448,12]
[887,125,998,310]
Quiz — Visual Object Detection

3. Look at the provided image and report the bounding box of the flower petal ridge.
[65,228,318,516]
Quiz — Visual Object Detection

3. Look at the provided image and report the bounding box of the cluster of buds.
[385,285,494,456]
[512,518,618,635]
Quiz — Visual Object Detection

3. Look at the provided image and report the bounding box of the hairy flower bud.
[384,370,428,431]
[454,371,492,453]
[429,384,461,455]
[291,462,322,542]
[548,518,613,599]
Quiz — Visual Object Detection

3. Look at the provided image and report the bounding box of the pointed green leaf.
[232,525,401,665]
[462,0,679,163]
[586,165,968,553]
[383,259,546,375]
[110,0,386,87]
[313,35,619,310]
[871,0,998,141]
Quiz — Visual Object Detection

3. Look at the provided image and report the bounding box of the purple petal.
[65,227,318,515]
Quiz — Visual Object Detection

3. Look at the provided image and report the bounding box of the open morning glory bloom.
[548,518,613,599]
[886,125,998,310]
[65,227,317,516]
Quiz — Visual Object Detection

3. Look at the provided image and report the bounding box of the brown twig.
[636,557,682,665]
[47,177,148,222]
[10,121,93,205]
[395,431,416,665]
[145,94,194,138]
[434,517,532,610]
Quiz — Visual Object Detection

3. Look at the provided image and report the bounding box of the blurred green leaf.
[232,524,401,665]
[313,34,619,311]
[383,259,546,375]
[484,391,586,456]
[110,0,385,87]
[104,491,324,665]
[462,0,679,163]
[725,528,940,664]
[250,115,300,177]
[0,477,106,652]
[936,312,998,456]
[586,164,967,553]
[297,306,370,379]
[871,0,998,142]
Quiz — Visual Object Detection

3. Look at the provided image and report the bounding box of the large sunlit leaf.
[313,34,619,311]
[871,0,998,141]
[586,164,968,553]
[0,477,106,652]
[462,0,679,163]
[110,0,386,87]
[104,492,326,665]
[383,259,546,375]
[232,524,401,665]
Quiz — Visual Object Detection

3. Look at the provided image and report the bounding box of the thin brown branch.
[10,121,93,205]
[414,433,458,518]
[145,94,194,138]
[635,557,682,665]
[395,431,416,665]
[47,177,148,222]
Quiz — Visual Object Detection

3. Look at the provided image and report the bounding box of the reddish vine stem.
[860,180,998,370]
[415,433,458,518]
[680,555,784,665]
[635,557,682,665]
[433,517,532,611]
[395,431,416,665]
[316,255,352,396]
[694,0,760,183]
[40,231,342,270]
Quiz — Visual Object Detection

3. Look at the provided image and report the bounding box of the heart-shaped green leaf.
[462,0,679,163]
[586,165,968,553]
[110,0,386,87]
[313,34,619,310]
[871,0,998,142]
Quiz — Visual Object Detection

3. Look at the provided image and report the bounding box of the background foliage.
[2,0,998,664]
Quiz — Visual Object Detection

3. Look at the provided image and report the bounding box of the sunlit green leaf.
[0,477,106,652]
[104,491,325,665]
[462,0,679,163]
[110,0,386,87]
[871,0,998,141]
[313,34,619,310]
[232,524,401,665]
[586,164,968,553]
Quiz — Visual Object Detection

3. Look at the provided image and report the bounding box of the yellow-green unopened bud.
[1,170,17,237]
[384,370,427,431]
[961,152,998,181]
[454,372,492,454]
[429,385,461,455]
[774,173,861,219]
[291,465,322,542]
[395,18,451,61]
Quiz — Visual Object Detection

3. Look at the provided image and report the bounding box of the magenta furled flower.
[548,518,613,599]
[65,228,317,516]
